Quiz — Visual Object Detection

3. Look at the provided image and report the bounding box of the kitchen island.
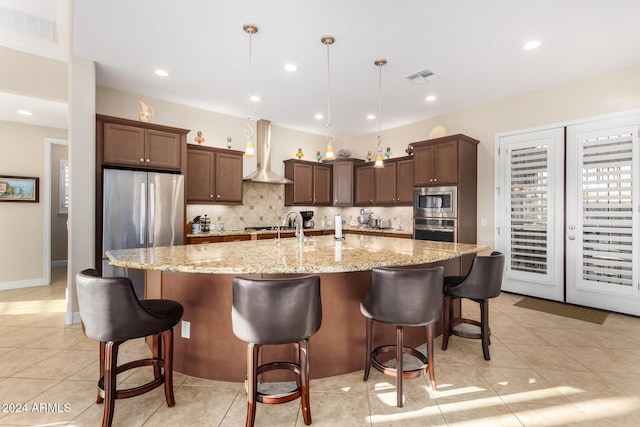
[106,234,487,381]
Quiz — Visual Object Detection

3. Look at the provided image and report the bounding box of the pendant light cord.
[377,62,382,154]
[324,37,335,144]
[244,28,255,141]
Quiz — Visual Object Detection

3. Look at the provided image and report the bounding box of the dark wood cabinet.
[99,116,186,171]
[356,156,414,206]
[284,159,332,206]
[413,134,478,187]
[186,145,243,204]
[355,163,374,205]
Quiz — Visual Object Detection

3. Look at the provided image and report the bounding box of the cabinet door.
[413,144,435,186]
[215,152,243,203]
[395,159,414,205]
[186,149,214,202]
[332,161,353,206]
[374,162,396,205]
[433,141,458,185]
[313,164,331,205]
[355,165,374,205]
[291,162,314,205]
[103,122,146,167]
[145,129,182,170]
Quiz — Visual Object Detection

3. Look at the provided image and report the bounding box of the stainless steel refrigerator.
[102,169,184,297]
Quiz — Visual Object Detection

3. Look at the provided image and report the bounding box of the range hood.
[243,119,293,184]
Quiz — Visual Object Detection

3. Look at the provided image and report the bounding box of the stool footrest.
[98,358,165,400]
[249,361,302,404]
[451,318,491,340]
[370,345,428,379]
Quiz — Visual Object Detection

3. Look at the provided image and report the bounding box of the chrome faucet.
[283,210,304,246]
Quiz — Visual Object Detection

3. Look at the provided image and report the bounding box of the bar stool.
[361,266,444,407]
[441,251,505,360]
[76,269,183,427]
[232,275,322,427]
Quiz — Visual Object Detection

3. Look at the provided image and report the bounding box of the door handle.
[140,183,146,245]
[149,183,155,245]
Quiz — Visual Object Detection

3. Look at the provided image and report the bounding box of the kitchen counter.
[105,235,487,381]
[185,225,412,239]
[106,234,482,275]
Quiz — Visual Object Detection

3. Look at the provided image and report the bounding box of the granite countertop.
[186,226,412,238]
[106,234,487,275]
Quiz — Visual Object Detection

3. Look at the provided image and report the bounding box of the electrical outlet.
[181,320,190,339]
[480,218,488,227]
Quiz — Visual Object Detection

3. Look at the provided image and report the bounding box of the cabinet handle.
[139,158,145,162]
[217,194,221,198]
[210,195,214,198]
[146,158,151,163]
[433,178,438,182]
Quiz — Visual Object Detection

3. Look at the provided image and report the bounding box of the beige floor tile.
[536,369,627,403]
[365,368,433,399]
[0,347,60,377]
[431,365,498,400]
[530,327,598,348]
[15,349,96,380]
[367,388,445,426]
[571,395,640,427]
[220,386,300,426]
[506,402,599,426]
[490,324,551,346]
[309,370,369,394]
[0,327,56,347]
[0,377,61,421]
[455,340,529,369]
[477,367,571,405]
[22,327,88,350]
[599,372,640,402]
[574,328,640,349]
[557,347,640,374]
[297,391,370,426]
[506,344,588,371]
[0,325,21,337]
[437,395,524,426]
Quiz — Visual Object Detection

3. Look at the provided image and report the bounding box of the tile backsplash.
[186,181,413,232]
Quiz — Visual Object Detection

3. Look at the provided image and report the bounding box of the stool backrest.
[76,269,160,342]
[232,275,322,345]
[362,266,444,326]
[449,251,505,299]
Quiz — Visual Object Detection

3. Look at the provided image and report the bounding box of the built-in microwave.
[413,186,457,218]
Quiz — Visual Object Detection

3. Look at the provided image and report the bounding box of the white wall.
[0,121,67,288]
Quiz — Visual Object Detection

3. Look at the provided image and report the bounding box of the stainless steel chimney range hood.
[243,119,293,184]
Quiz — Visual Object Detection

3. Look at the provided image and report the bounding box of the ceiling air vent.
[404,69,438,85]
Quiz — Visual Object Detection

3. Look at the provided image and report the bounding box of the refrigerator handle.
[140,182,146,245]
[149,182,155,245]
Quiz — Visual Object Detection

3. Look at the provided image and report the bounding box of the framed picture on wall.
[0,175,39,203]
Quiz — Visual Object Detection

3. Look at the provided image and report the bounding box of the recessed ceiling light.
[250,95,261,102]
[425,95,437,102]
[523,40,541,50]
[17,109,32,116]
[366,114,376,120]
[154,69,170,77]
[284,64,298,72]
[314,114,324,120]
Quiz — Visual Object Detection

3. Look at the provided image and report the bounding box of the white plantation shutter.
[580,133,634,288]
[508,145,549,275]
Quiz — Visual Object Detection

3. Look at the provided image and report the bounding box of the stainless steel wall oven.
[413,218,457,242]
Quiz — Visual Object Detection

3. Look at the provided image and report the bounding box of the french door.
[496,112,640,315]
[495,128,565,301]
[565,116,640,315]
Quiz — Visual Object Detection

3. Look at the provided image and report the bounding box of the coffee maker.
[300,211,314,229]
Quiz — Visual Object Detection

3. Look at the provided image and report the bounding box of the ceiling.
[3,1,640,137]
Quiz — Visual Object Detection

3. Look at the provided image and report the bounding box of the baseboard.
[0,277,48,291]
[65,311,81,325]
[51,260,68,267]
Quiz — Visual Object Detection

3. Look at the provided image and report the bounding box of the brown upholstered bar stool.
[361,266,444,408]
[442,251,505,360]
[76,269,183,427]
[232,275,322,427]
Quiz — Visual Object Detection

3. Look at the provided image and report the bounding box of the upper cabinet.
[355,156,414,206]
[413,134,479,187]
[284,159,332,206]
[97,114,189,172]
[323,158,365,206]
[186,145,244,204]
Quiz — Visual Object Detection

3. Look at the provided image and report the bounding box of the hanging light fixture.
[243,23,258,157]
[374,59,387,168]
[321,35,336,160]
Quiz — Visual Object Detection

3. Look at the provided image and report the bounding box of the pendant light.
[243,23,258,157]
[374,59,387,168]
[321,35,336,160]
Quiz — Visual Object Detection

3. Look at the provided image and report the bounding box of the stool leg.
[102,341,119,427]
[480,300,491,361]
[426,323,437,391]
[294,342,302,389]
[441,295,451,351]
[396,326,404,408]
[363,317,373,381]
[97,342,105,404]
[152,334,161,379]
[246,343,259,427]
[299,339,312,425]
[162,329,176,406]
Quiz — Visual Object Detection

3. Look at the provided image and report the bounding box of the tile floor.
[1,267,640,426]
